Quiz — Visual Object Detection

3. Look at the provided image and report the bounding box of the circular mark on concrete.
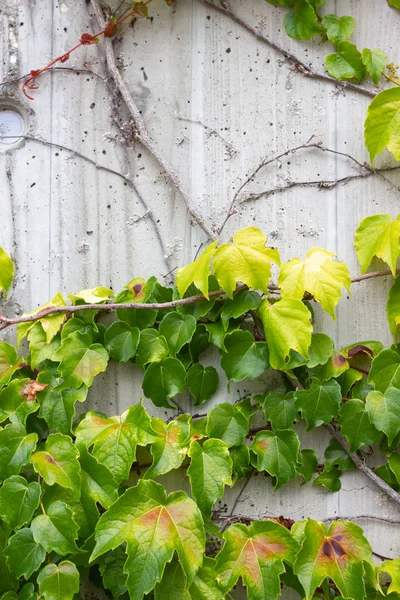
[0,101,27,149]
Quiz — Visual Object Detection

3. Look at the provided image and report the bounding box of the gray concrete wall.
[1,1,400,597]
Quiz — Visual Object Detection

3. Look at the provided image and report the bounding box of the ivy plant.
[1,216,400,598]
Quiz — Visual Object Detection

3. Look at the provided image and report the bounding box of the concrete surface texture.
[1,1,400,598]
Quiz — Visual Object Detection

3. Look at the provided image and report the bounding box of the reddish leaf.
[21,380,49,402]
[80,33,99,45]
[104,18,119,38]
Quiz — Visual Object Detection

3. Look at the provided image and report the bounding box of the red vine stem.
[21,6,147,99]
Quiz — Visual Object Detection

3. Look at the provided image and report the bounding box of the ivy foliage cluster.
[1,217,400,598]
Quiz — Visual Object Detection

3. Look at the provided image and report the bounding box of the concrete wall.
[1,0,400,597]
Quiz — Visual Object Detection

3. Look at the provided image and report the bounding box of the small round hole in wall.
[0,102,27,149]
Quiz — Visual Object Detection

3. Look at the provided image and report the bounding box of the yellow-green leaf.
[176,241,218,300]
[279,248,350,318]
[69,287,115,304]
[213,227,280,298]
[365,87,400,163]
[355,214,400,275]
[0,249,14,300]
[17,292,67,346]
[259,298,312,369]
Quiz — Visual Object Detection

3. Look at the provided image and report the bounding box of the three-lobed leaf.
[251,429,300,489]
[91,480,206,600]
[188,438,232,518]
[30,433,81,495]
[259,298,312,369]
[362,48,388,85]
[365,387,400,444]
[279,248,350,318]
[284,0,324,40]
[294,378,342,430]
[325,41,365,81]
[215,521,298,600]
[220,330,269,383]
[322,14,355,43]
[5,528,45,580]
[293,519,373,599]
[355,214,400,275]
[0,476,40,529]
[187,363,219,405]
[54,332,109,387]
[213,227,279,298]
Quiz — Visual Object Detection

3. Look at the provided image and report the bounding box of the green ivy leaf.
[18,583,38,600]
[154,558,224,600]
[116,306,157,330]
[176,242,218,300]
[206,402,250,447]
[53,332,109,387]
[220,290,262,330]
[362,48,388,85]
[79,445,119,510]
[230,444,251,482]
[293,519,373,599]
[31,433,81,495]
[260,391,298,430]
[296,449,318,484]
[36,374,87,435]
[142,357,186,408]
[90,480,206,600]
[187,364,219,405]
[387,275,400,340]
[135,329,169,365]
[294,378,342,430]
[28,324,60,369]
[0,342,21,389]
[98,547,127,599]
[144,415,191,479]
[284,0,324,40]
[0,424,37,481]
[259,298,312,369]
[31,501,81,555]
[17,292,67,346]
[220,330,269,383]
[213,227,280,298]
[188,439,232,517]
[0,378,40,425]
[159,312,197,356]
[338,399,381,451]
[388,453,400,485]
[0,248,14,299]
[379,559,400,594]
[322,14,355,43]
[76,404,159,483]
[5,528,45,579]
[104,321,140,362]
[307,333,334,368]
[279,248,351,318]
[325,440,354,473]
[369,348,400,392]
[0,475,40,528]
[366,388,400,444]
[326,41,365,81]
[251,429,300,489]
[313,467,342,492]
[215,521,298,600]
[37,561,80,600]
[355,214,400,275]
[366,87,400,163]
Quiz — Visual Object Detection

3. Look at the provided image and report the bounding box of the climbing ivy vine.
[1,216,400,598]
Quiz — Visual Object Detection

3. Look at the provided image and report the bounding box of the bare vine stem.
[0,268,396,333]
[326,424,400,506]
[90,0,217,241]
[199,0,377,99]
[220,137,400,232]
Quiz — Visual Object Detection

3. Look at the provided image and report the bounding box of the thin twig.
[323,515,400,525]
[326,424,400,506]
[221,138,400,231]
[91,0,217,240]
[199,0,377,99]
[221,472,253,532]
